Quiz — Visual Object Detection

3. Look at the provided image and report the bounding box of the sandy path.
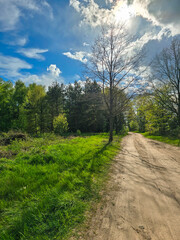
[86,133,180,240]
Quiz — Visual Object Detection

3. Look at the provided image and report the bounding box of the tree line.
[0,78,128,135]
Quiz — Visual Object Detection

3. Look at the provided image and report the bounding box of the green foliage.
[64,81,83,132]
[0,78,127,137]
[152,38,180,127]
[141,132,180,146]
[76,129,81,136]
[26,83,46,134]
[129,120,138,131]
[0,134,121,239]
[127,104,136,129]
[46,81,64,131]
[11,80,28,130]
[53,114,68,135]
[64,80,107,133]
[0,79,14,131]
[0,130,27,146]
[135,93,174,136]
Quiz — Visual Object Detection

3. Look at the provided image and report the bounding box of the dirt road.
[86,133,180,240]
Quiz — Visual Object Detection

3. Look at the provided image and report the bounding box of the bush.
[76,130,81,136]
[120,126,129,135]
[53,114,68,135]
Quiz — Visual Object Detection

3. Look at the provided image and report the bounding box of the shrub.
[53,114,68,135]
[76,129,81,136]
[120,126,129,135]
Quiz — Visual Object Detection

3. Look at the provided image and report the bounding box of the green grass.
[0,133,122,240]
[141,132,180,146]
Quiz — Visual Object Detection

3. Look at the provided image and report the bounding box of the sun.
[114,2,135,23]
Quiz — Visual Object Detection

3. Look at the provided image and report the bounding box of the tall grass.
[141,132,180,146]
[0,134,121,239]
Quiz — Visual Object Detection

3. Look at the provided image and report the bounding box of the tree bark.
[109,81,113,143]
[178,94,180,127]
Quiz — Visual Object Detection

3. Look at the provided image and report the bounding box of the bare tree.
[152,37,180,127]
[88,24,143,142]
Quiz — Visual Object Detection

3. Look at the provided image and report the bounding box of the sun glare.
[114,2,135,23]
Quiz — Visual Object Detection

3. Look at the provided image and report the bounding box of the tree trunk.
[109,82,113,143]
[109,114,113,142]
[178,93,180,128]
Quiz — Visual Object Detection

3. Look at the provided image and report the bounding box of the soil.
[85,133,180,240]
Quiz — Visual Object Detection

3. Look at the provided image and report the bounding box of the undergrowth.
[0,133,121,240]
[141,132,180,146]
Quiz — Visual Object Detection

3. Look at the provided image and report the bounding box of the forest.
[0,78,126,135]
[1,74,179,139]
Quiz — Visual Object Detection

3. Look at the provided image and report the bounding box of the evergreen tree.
[11,80,28,130]
[64,81,83,132]
[47,81,64,131]
[0,78,13,131]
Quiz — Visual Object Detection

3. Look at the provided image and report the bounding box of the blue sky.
[0,0,180,87]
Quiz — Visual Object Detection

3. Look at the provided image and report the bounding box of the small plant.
[76,129,81,136]
[120,126,129,136]
[53,114,68,135]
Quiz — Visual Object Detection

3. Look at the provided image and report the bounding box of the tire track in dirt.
[84,133,180,240]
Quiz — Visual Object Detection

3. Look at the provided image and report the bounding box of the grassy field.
[141,133,180,146]
[0,133,122,240]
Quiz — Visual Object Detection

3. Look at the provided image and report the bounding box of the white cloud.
[83,42,89,47]
[69,0,111,27]
[68,0,180,95]
[69,0,179,43]
[21,64,63,88]
[15,37,28,46]
[0,0,53,31]
[69,0,138,28]
[69,0,80,12]
[47,64,62,77]
[21,72,64,89]
[0,54,63,88]
[63,51,90,63]
[126,0,180,35]
[77,1,176,64]
[6,36,28,46]
[11,63,62,88]
[0,54,32,78]
[17,48,48,60]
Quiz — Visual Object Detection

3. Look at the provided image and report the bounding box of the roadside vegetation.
[125,38,180,145]
[140,133,180,146]
[0,133,122,240]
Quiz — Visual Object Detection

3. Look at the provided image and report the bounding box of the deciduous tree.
[152,37,180,128]
[88,24,143,142]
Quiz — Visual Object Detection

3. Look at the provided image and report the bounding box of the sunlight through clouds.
[113,1,135,23]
